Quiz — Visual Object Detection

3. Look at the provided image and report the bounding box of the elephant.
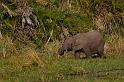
[58,31,105,59]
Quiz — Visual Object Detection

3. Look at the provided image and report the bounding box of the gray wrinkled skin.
[58,31,105,59]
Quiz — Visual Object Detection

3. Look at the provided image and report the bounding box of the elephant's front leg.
[74,51,81,59]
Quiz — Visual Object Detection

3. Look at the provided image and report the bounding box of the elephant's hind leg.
[96,52,102,58]
[98,42,106,58]
[83,48,92,58]
[97,52,106,58]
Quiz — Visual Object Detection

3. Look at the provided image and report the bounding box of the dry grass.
[105,34,124,56]
[44,40,61,56]
[0,37,44,69]
[1,34,123,59]
[20,47,44,68]
[0,36,17,58]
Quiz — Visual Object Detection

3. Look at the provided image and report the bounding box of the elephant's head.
[58,37,73,56]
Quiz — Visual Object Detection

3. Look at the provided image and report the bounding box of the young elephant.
[58,31,105,58]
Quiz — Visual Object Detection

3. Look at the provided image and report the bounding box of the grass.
[0,53,124,82]
[0,42,124,82]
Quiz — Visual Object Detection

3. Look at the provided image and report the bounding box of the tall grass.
[105,34,124,55]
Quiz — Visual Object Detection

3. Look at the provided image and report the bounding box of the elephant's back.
[85,31,102,37]
[74,31,104,51]
[75,31,103,42]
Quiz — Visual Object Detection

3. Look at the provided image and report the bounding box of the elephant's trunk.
[58,47,65,56]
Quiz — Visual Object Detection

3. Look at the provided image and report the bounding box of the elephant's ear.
[73,44,83,51]
[60,27,72,43]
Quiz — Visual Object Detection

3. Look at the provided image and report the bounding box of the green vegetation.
[0,46,124,82]
[0,0,124,82]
